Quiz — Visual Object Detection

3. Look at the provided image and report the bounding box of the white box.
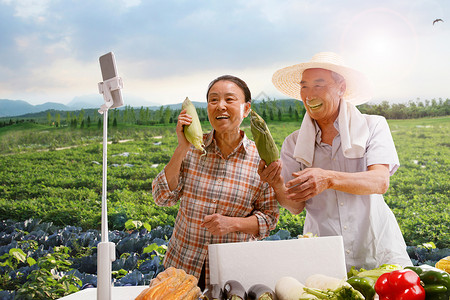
[208,236,347,291]
[58,286,148,300]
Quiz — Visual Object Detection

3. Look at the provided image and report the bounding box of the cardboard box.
[208,236,347,291]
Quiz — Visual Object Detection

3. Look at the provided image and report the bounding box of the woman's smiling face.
[207,80,250,134]
[300,68,345,123]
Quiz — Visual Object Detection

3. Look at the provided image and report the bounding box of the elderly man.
[260,52,412,271]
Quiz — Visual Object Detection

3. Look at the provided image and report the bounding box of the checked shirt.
[152,130,279,285]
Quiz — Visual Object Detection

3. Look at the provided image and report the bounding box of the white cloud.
[0,58,98,104]
[5,0,51,20]
[120,0,141,9]
[0,0,449,105]
[241,0,332,24]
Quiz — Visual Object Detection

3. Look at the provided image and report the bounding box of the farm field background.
[1,115,448,248]
[0,113,449,298]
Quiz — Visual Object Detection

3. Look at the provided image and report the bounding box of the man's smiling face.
[300,68,345,124]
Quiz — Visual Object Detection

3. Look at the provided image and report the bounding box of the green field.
[0,116,449,248]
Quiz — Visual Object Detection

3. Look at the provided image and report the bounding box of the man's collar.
[312,118,340,144]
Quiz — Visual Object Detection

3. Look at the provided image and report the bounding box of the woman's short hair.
[206,75,252,103]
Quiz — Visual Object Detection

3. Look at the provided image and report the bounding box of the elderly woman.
[152,75,279,289]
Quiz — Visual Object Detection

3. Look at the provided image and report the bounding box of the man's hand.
[258,159,284,190]
[286,168,331,202]
[258,159,306,214]
[201,214,234,236]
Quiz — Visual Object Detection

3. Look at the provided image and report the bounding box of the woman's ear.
[243,102,252,118]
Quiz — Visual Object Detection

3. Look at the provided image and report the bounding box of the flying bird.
[433,18,443,25]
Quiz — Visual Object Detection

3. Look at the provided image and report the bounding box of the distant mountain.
[0,95,163,117]
[35,102,69,112]
[147,101,208,110]
[67,94,161,110]
[66,95,103,110]
[0,97,291,118]
[0,99,66,118]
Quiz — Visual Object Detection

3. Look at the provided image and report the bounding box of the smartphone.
[99,52,123,109]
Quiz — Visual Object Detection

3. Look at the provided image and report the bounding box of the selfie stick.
[97,52,123,300]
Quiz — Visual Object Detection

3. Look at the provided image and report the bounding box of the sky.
[0,0,448,106]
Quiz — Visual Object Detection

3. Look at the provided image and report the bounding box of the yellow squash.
[435,256,450,273]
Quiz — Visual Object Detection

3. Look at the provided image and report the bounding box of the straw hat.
[272,52,373,105]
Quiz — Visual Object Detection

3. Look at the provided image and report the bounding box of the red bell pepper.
[374,269,426,300]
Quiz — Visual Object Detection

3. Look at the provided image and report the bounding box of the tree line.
[0,98,449,129]
[358,98,450,119]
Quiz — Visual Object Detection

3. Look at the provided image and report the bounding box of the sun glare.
[364,35,391,57]
[339,8,419,93]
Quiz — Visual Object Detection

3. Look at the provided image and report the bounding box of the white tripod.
[97,52,123,300]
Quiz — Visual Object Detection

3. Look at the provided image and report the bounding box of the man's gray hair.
[331,71,345,84]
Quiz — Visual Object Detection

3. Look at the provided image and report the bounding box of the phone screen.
[99,52,123,108]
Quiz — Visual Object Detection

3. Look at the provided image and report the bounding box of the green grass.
[0,122,51,135]
[0,116,449,247]
[385,116,449,247]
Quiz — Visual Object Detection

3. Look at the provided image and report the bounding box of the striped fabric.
[152,130,279,284]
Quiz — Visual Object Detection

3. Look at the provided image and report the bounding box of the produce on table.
[275,276,314,300]
[134,266,201,300]
[275,274,363,300]
[346,276,376,300]
[297,232,317,238]
[405,265,450,300]
[434,256,450,273]
[374,269,425,300]
[182,97,205,153]
[202,284,221,300]
[301,274,364,300]
[250,109,279,165]
[346,264,403,300]
[247,283,277,300]
[301,285,365,300]
[201,292,219,300]
[347,264,403,281]
[221,280,247,300]
[305,274,351,291]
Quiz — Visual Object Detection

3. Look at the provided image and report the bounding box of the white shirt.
[280,114,412,271]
